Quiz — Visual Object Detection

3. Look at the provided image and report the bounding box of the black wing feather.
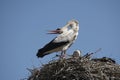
[37,39,69,58]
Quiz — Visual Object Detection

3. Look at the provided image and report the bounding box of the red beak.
[47,30,60,34]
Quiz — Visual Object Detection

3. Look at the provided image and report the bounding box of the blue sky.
[0,0,120,80]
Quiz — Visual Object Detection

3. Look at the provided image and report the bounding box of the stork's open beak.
[47,30,61,34]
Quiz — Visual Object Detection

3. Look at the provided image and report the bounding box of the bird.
[72,50,82,58]
[36,20,79,58]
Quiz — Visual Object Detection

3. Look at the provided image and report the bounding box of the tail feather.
[36,48,49,58]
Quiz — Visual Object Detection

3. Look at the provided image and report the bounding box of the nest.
[27,55,120,80]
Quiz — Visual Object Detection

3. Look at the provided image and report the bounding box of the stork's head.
[67,20,79,32]
[73,50,82,58]
[68,20,79,26]
[48,20,79,34]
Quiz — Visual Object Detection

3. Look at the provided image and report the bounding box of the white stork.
[36,20,79,58]
[72,50,82,59]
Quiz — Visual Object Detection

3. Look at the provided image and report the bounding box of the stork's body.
[37,20,79,58]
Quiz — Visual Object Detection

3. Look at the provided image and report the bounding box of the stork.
[72,50,82,59]
[36,20,79,58]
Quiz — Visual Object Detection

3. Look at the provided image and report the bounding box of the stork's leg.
[61,51,63,55]
[63,50,67,58]
[60,50,66,59]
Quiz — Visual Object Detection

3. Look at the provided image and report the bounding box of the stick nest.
[27,56,120,80]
